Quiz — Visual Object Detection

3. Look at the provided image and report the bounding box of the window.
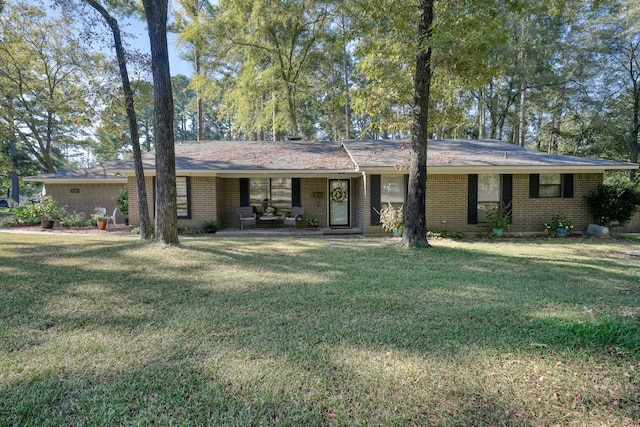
[477,174,501,223]
[539,174,561,198]
[468,174,512,225]
[381,175,405,207]
[250,178,292,214]
[529,174,573,199]
[153,176,191,218]
[176,177,190,218]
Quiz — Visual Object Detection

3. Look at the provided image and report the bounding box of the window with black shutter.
[529,174,573,198]
[469,174,512,224]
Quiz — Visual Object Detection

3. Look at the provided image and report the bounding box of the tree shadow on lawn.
[3,235,638,356]
[1,236,639,424]
[0,351,555,426]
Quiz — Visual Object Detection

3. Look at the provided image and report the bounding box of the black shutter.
[529,174,540,198]
[502,174,513,223]
[239,178,250,206]
[184,177,192,219]
[152,176,156,218]
[292,178,301,207]
[404,174,409,222]
[468,174,478,224]
[563,174,574,198]
[371,175,381,225]
[404,174,409,203]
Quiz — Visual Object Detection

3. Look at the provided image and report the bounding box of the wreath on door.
[330,184,348,203]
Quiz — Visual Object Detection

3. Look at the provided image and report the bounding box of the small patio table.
[259,215,282,228]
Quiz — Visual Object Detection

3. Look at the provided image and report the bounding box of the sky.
[121,17,194,77]
[35,1,194,77]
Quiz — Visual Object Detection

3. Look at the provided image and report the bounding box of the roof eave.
[359,163,639,174]
[22,177,128,184]
[108,168,360,178]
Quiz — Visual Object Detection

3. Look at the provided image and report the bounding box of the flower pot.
[41,219,54,229]
[492,228,504,238]
[97,220,107,230]
[392,228,404,237]
[555,228,567,238]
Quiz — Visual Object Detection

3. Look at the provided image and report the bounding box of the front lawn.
[0,233,638,425]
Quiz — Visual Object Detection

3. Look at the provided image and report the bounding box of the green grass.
[618,232,640,243]
[1,233,639,425]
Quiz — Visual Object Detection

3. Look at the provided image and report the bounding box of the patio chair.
[237,206,257,230]
[283,206,304,228]
[107,207,117,226]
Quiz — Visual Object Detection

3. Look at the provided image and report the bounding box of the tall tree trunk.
[85,0,152,240]
[272,92,282,141]
[142,0,179,245]
[517,84,526,147]
[10,139,19,201]
[286,86,298,137]
[548,89,563,154]
[631,75,639,181]
[342,13,351,140]
[258,95,265,141]
[629,81,640,181]
[144,123,152,151]
[535,114,543,150]
[403,0,433,249]
[478,89,486,139]
[195,49,204,141]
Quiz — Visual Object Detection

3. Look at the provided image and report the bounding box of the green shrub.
[200,220,217,234]
[179,226,203,235]
[61,211,89,228]
[586,182,640,227]
[485,202,511,230]
[4,197,65,225]
[115,186,128,215]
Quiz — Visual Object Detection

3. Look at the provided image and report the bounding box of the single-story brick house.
[26,139,638,234]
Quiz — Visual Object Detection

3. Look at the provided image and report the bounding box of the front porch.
[215,226,362,237]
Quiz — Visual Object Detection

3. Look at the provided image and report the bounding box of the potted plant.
[375,202,404,236]
[544,213,573,237]
[32,196,65,229]
[485,202,511,237]
[115,186,128,225]
[264,206,276,217]
[92,207,109,230]
[308,217,319,228]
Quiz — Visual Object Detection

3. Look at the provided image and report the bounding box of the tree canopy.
[2,0,640,241]
[0,0,109,173]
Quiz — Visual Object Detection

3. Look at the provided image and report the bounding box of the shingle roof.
[112,140,357,172]
[23,164,128,182]
[26,138,637,182]
[342,139,637,171]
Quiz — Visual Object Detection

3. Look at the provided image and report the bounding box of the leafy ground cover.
[0,233,638,425]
